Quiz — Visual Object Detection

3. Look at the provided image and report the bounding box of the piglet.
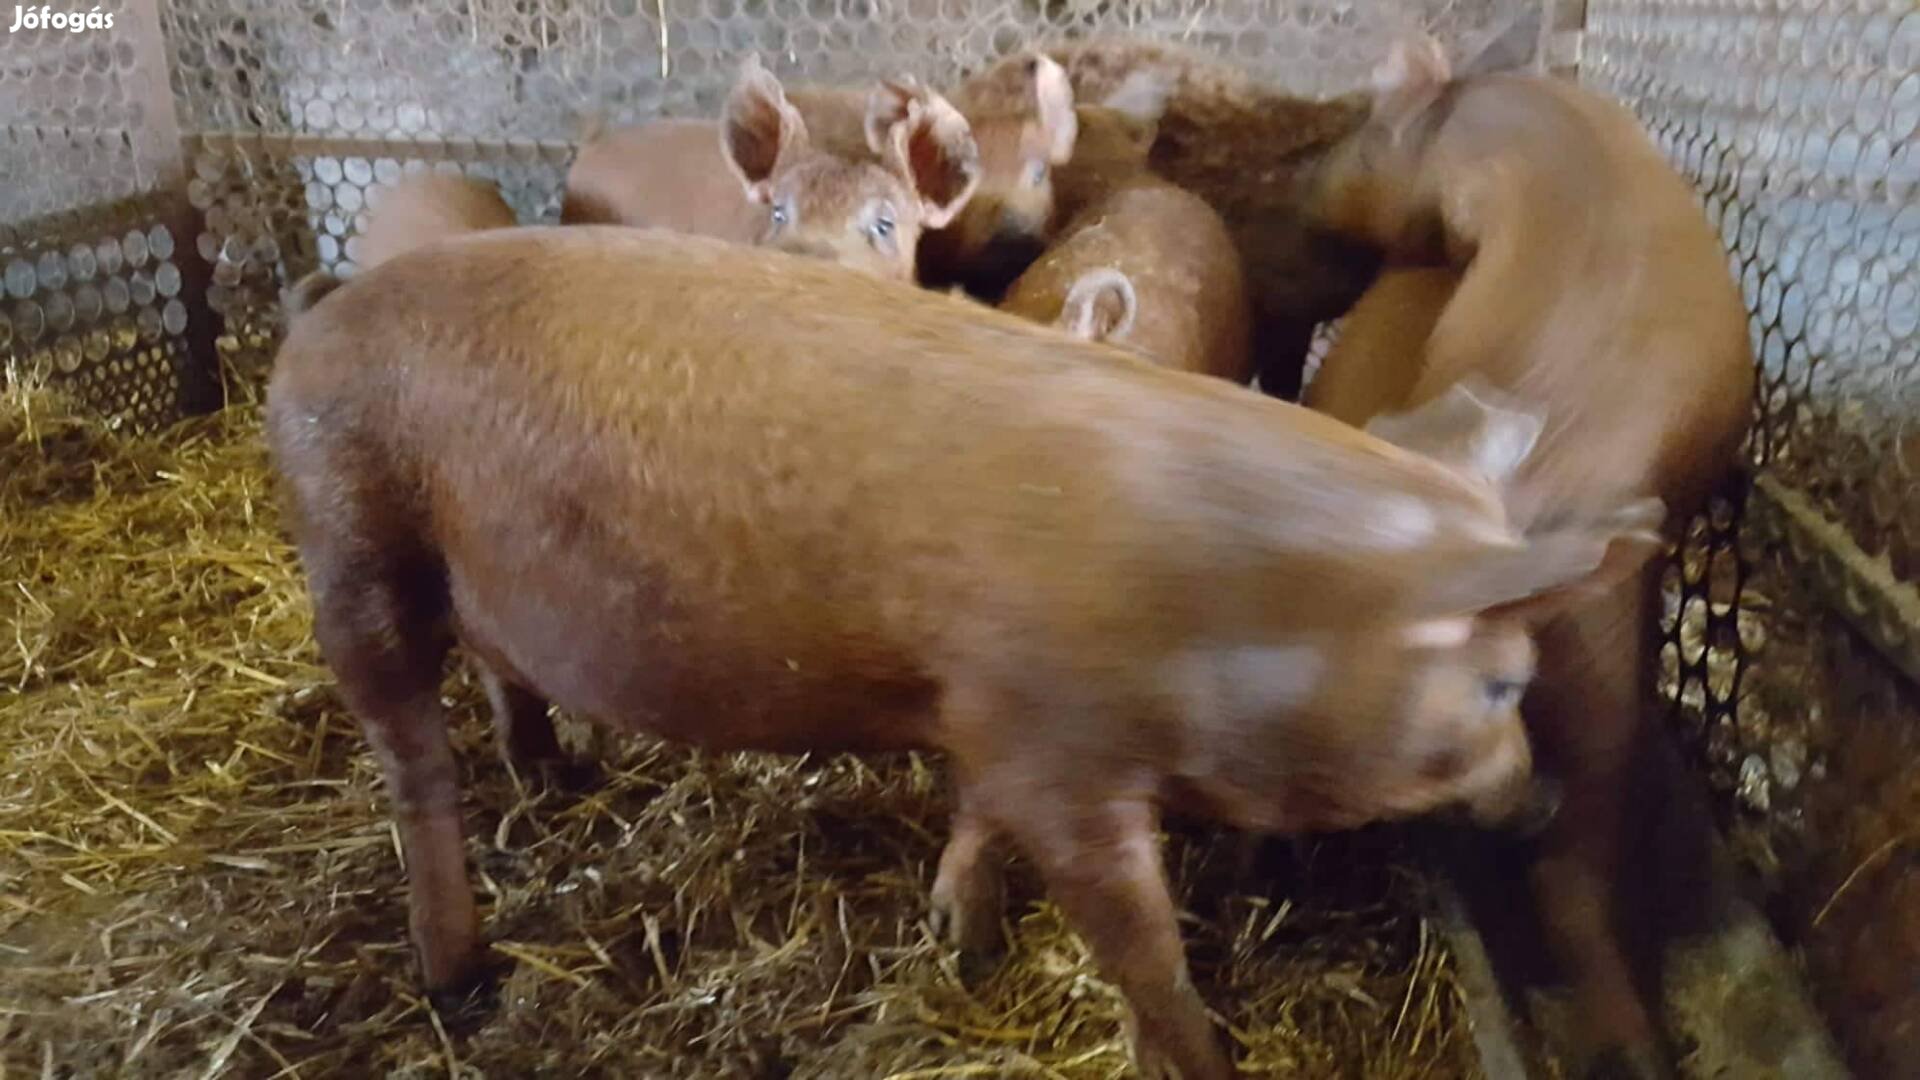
[562,54,980,282]
[954,37,1380,396]
[999,89,1250,383]
[1300,36,1755,1079]
[280,172,517,320]
[354,172,517,272]
[268,224,1666,1080]
[913,54,1081,297]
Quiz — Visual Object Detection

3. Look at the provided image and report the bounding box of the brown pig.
[953,37,1382,397]
[276,173,518,322]
[1302,267,1459,423]
[562,55,980,282]
[1300,36,1755,1080]
[266,225,1663,1080]
[998,99,1251,382]
[913,54,1081,298]
[353,172,517,272]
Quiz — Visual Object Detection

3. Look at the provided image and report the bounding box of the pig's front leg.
[998,782,1236,1080]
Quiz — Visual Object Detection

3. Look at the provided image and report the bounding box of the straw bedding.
[0,365,1481,1078]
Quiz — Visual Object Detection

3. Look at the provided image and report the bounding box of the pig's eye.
[769,203,792,228]
[868,214,895,241]
[1025,161,1049,186]
[1481,678,1526,708]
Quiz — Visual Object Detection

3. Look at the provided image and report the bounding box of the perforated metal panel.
[2,217,202,427]
[157,1,1538,140]
[0,1,216,429]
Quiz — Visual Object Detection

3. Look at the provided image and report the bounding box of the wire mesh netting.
[1580,4,1920,1074]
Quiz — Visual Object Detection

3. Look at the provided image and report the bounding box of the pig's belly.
[444,554,941,756]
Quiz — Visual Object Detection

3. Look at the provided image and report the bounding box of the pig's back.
[1421,76,1754,522]
[272,227,1499,683]
[1005,180,1250,381]
[561,120,765,240]
[358,174,516,271]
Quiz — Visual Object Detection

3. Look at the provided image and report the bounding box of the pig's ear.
[722,53,809,202]
[1417,496,1668,618]
[885,92,983,230]
[1370,34,1452,135]
[1100,68,1173,128]
[1364,378,1542,489]
[572,107,610,145]
[1060,268,1137,343]
[1093,68,1172,151]
[1030,55,1079,165]
[864,76,922,156]
[1458,8,1540,77]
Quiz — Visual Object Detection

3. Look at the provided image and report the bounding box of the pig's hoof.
[1584,1042,1674,1080]
[928,895,1006,987]
[538,757,603,794]
[1131,1041,1233,1080]
[512,756,601,794]
[928,870,1005,959]
[927,895,1004,958]
[956,944,1006,987]
[424,967,501,1032]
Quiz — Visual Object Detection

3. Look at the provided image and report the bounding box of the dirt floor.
[0,373,1483,1079]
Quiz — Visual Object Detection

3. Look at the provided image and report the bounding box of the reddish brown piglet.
[1303,266,1459,424]
[1301,36,1755,1080]
[354,172,518,272]
[279,173,518,319]
[562,54,980,282]
[267,226,1663,1080]
[999,95,1251,383]
[914,54,1081,297]
[954,37,1381,396]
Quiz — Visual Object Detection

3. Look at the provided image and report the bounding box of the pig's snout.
[1469,773,1563,836]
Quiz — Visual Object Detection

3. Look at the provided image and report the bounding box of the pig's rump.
[268,226,1498,753]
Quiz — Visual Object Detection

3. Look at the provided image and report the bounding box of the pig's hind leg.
[301,523,484,998]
